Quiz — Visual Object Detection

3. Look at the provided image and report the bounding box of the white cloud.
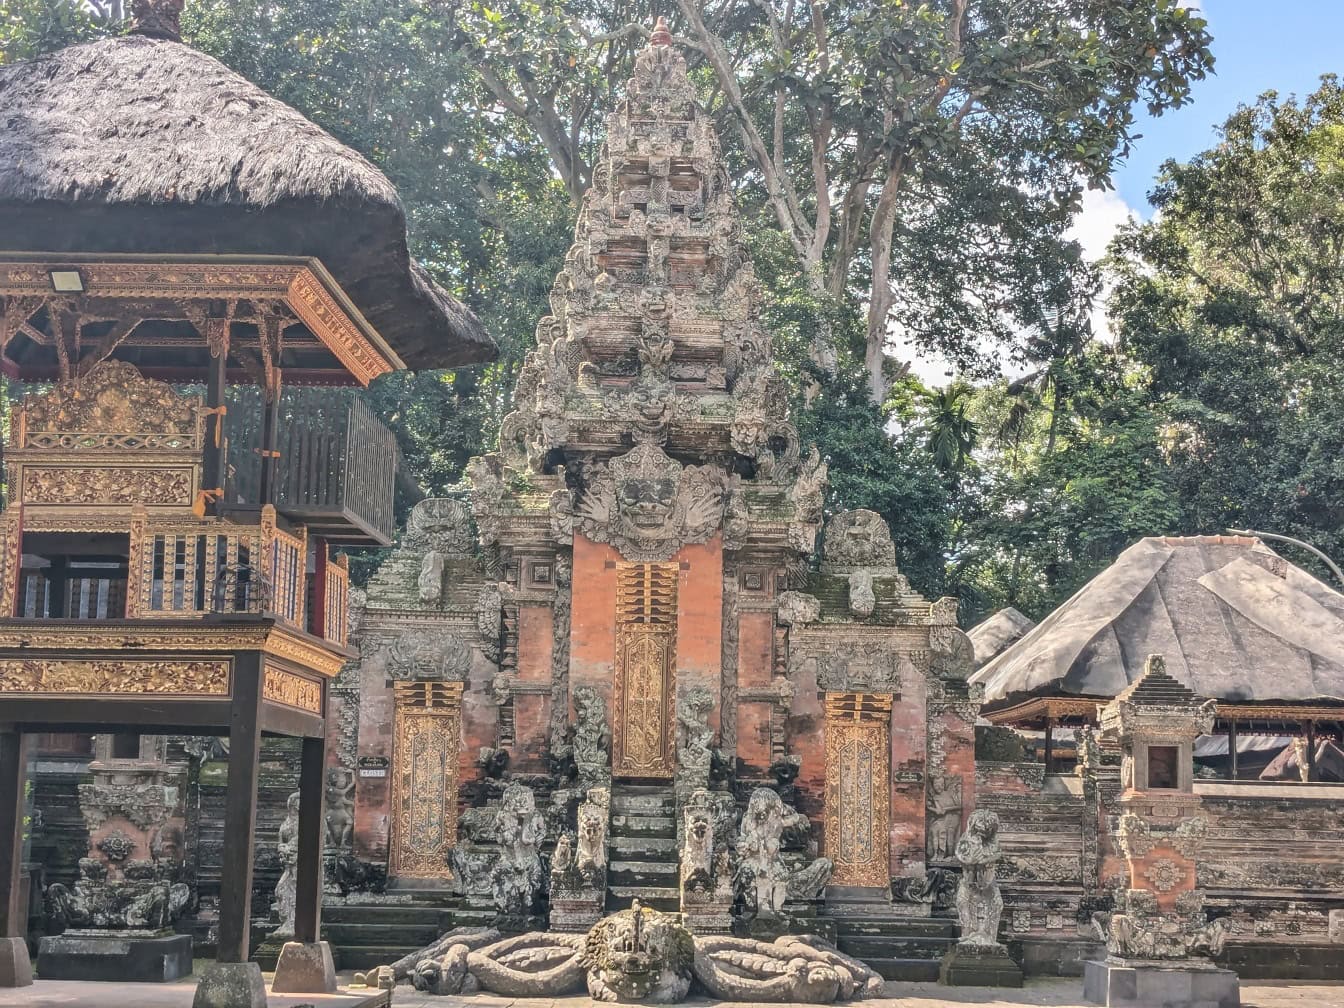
[1065,185,1140,342]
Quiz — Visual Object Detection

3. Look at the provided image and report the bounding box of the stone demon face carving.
[584,904,694,1003]
[618,477,677,532]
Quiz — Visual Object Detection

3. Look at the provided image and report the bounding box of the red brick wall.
[676,537,723,735]
[354,655,393,862]
[513,604,554,770]
[570,533,619,713]
[890,672,928,878]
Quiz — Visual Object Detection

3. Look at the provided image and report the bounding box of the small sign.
[359,768,387,778]
[357,756,389,779]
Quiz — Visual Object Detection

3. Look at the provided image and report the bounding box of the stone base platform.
[37,929,192,982]
[940,942,1025,987]
[1084,959,1240,1008]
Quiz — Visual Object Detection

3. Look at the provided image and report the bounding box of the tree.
[1108,76,1344,582]
[455,0,1213,400]
[0,0,123,64]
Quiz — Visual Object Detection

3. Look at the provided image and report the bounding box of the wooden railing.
[323,555,349,647]
[263,510,307,629]
[128,508,266,619]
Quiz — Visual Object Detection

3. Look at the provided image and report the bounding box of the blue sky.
[1112,1,1344,215]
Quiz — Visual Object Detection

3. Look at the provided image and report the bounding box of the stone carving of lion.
[583,903,695,1003]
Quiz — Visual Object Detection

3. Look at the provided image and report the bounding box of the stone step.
[604,885,680,913]
[837,934,956,959]
[322,921,442,946]
[608,862,679,887]
[854,956,943,982]
[608,814,676,838]
[610,793,676,814]
[323,905,452,926]
[609,835,679,855]
[334,945,430,971]
[830,916,958,939]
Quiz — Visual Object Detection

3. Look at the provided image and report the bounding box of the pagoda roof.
[0,29,495,369]
[973,535,1344,715]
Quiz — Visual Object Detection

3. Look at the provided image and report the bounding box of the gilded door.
[823,692,892,888]
[612,562,677,778]
[390,680,462,879]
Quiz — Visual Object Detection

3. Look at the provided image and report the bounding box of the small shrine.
[337,20,980,959]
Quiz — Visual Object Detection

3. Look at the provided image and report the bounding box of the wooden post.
[309,538,327,640]
[216,654,264,964]
[1228,720,1238,780]
[258,378,282,508]
[294,733,325,945]
[0,732,26,940]
[202,323,229,512]
[1043,716,1055,774]
[1307,720,1317,782]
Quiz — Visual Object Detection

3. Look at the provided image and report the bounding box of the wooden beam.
[0,732,27,939]
[294,735,325,944]
[216,654,264,964]
[1228,719,1238,781]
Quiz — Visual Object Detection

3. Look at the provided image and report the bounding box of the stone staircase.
[321,890,459,971]
[828,911,958,981]
[605,784,680,913]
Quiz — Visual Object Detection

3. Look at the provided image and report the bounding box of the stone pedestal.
[940,942,1024,987]
[0,936,33,987]
[271,940,337,993]
[1084,959,1240,1008]
[192,961,267,1008]
[36,928,192,982]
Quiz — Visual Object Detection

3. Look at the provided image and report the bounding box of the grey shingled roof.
[973,535,1344,710]
[968,607,1036,667]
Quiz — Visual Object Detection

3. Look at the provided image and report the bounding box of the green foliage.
[0,0,123,64]
[1108,76,1344,584]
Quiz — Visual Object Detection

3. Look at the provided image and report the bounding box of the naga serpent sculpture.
[387,902,884,1004]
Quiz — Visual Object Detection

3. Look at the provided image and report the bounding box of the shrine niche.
[336,21,972,975]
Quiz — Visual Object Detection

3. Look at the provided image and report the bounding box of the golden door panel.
[824,692,892,888]
[612,562,677,778]
[391,681,462,880]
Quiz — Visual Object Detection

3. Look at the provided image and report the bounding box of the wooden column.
[202,322,229,512]
[0,732,26,940]
[1043,716,1055,773]
[258,379,282,508]
[1228,720,1238,780]
[1307,720,1317,782]
[216,654,264,964]
[294,734,325,944]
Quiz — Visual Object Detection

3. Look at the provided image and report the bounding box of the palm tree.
[922,382,979,473]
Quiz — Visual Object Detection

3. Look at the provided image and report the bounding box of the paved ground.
[4,975,1343,1008]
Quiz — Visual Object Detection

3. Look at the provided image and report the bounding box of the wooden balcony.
[223,386,399,546]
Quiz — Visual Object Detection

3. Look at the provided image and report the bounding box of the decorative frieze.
[0,658,229,697]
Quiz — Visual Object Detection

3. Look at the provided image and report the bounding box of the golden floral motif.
[19,361,201,446]
[823,692,893,888]
[21,467,193,506]
[0,658,230,697]
[612,562,677,778]
[391,682,462,879]
[263,665,323,714]
[288,271,391,386]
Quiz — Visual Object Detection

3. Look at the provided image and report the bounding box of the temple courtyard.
[5,976,1342,1008]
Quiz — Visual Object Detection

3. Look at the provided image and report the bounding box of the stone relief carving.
[571,684,612,788]
[324,765,355,851]
[675,685,714,793]
[847,570,876,618]
[736,789,833,919]
[272,790,300,936]
[575,442,725,562]
[387,628,472,681]
[821,509,896,572]
[775,591,820,626]
[680,789,734,933]
[490,782,547,923]
[926,771,964,862]
[954,809,1005,949]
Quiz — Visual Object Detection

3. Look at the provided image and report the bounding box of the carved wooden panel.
[391,681,462,879]
[824,692,893,888]
[262,664,323,714]
[612,561,678,778]
[0,658,230,698]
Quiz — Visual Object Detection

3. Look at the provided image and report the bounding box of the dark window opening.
[110,732,140,760]
[1148,745,1180,789]
[17,533,130,620]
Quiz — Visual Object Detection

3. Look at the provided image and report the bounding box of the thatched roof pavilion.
[0,1,494,370]
[968,606,1035,667]
[973,535,1344,735]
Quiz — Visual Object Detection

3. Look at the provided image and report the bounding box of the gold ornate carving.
[612,561,677,778]
[17,361,202,449]
[0,658,230,697]
[263,664,323,714]
[0,506,19,619]
[20,466,194,506]
[824,692,893,888]
[288,270,393,385]
[391,681,463,879]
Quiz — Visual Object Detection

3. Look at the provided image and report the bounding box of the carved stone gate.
[612,562,677,778]
[390,680,462,879]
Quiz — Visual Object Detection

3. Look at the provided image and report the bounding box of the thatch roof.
[973,535,1344,710]
[968,607,1036,667]
[0,32,495,369]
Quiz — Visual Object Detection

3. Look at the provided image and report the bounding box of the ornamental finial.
[650,16,672,46]
[130,0,184,42]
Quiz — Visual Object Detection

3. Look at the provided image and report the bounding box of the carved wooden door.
[390,680,462,879]
[824,692,892,888]
[612,562,677,778]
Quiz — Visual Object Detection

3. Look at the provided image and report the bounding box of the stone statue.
[847,569,876,618]
[273,791,301,936]
[1075,726,1102,777]
[675,686,714,792]
[572,685,612,786]
[954,810,1004,948]
[324,765,355,850]
[680,790,734,933]
[586,902,695,1002]
[418,550,445,605]
[490,782,547,921]
[736,788,833,918]
[926,772,964,861]
[576,791,609,883]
